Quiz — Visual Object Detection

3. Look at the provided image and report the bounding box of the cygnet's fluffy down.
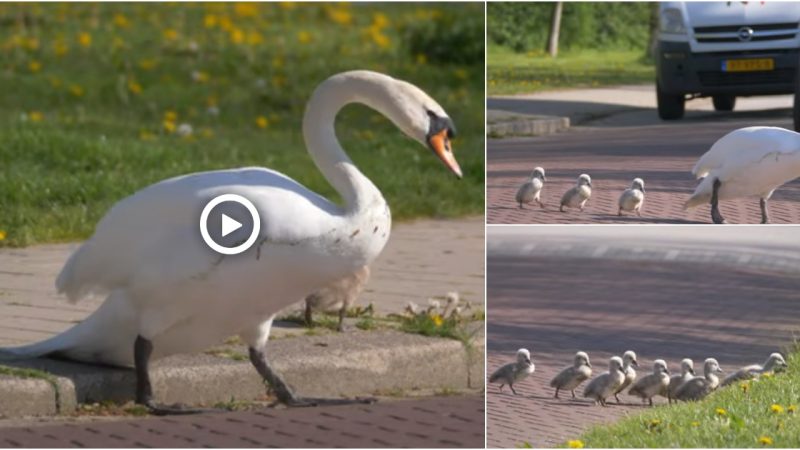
[721,352,788,387]
[674,358,723,402]
[584,356,626,406]
[628,359,670,406]
[516,167,546,209]
[614,350,638,403]
[489,348,535,395]
[560,174,592,212]
[304,266,370,331]
[550,351,592,399]
[618,178,645,216]
[666,358,694,403]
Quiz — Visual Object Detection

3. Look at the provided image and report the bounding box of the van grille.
[697,68,795,86]
[694,22,799,43]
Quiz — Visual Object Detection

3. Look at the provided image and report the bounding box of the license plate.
[722,58,774,72]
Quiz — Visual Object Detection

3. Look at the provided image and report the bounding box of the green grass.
[571,351,800,448]
[0,3,484,247]
[488,45,654,96]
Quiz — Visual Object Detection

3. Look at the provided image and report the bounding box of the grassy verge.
[0,3,484,247]
[569,350,800,448]
[488,45,654,96]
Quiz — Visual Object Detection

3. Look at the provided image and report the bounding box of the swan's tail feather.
[0,336,69,361]
[684,192,710,210]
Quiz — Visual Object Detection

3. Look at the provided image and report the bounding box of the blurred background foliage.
[0,2,485,247]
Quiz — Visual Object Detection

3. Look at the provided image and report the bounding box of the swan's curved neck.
[303,72,402,214]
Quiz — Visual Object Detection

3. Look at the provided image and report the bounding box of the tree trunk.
[547,2,563,58]
[646,3,659,59]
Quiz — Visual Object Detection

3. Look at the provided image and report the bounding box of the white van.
[656,1,800,121]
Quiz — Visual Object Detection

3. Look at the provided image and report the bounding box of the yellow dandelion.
[0,230,6,241]
[372,12,389,28]
[164,110,178,122]
[234,2,259,17]
[163,28,179,42]
[162,120,176,133]
[229,28,245,45]
[761,372,774,379]
[715,407,727,417]
[28,111,44,122]
[200,128,214,138]
[53,40,68,57]
[691,421,700,427]
[272,56,284,68]
[740,381,750,393]
[279,2,295,10]
[139,129,155,141]
[416,53,427,65]
[138,58,157,71]
[247,30,263,46]
[127,80,142,95]
[788,405,797,414]
[204,14,218,28]
[78,31,91,48]
[28,60,42,73]
[24,37,39,51]
[219,16,233,31]
[771,404,784,414]
[69,84,84,97]
[649,419,661,426]
[206,96,218,107]
[48,76,62,88]
[113,13,129,28]
[759,436,773,446]
[255,116,269,129]
[328,8,352,25]
[431,314,444,327]
[297,31,312,44]
[567,440,584,449]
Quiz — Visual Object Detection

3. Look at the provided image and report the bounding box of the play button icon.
[199,194,261,255]
[221,214,242,237]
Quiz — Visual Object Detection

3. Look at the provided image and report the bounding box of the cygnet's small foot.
[144,400,215,416]
[281,396,377,408]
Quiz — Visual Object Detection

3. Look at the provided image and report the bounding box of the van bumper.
[656,41,799,96]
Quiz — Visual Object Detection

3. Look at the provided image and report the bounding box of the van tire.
[657,82,685,120]
[712,95,736,111]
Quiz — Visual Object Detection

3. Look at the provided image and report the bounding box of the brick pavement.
[0,395,484,448]
[486,254,800,448]
[0,217,484,347]
[487,117,800,224]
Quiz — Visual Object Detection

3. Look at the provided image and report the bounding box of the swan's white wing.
[692,127,800,178]
[56,167,342,303]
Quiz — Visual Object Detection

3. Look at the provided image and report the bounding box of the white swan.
[515,167,545,209]
[0,70,462,414]
[489,348,535,395]
[618,178,645,217]
[684,126,800,224]
[304,265,370,332]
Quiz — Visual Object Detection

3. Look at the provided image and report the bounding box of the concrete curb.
[487,110,570,137]
[488,237,800,275]
[0,329,484,419]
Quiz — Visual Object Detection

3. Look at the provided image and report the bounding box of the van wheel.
[657,82,685,120]
[712,95,736,111]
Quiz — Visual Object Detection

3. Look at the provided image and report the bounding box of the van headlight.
[660,8,687,35]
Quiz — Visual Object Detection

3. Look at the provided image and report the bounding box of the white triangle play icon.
[221,214,242,237]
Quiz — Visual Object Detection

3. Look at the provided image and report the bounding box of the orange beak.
[427,128,462,179]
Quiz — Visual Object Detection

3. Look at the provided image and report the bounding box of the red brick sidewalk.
[487,119,800,224]
[486,255,800,448]
[0,396,484,448]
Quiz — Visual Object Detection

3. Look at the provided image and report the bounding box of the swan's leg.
[243,317,374,407]
[304,303,313,327]
[519,202,524,209]
[760,198,770,224]
[134,336,210,415]
[710,178,727,224]
[614,393,621,403]
[554,388,559,399]
[509,383,518,395]
[559,204,565,212]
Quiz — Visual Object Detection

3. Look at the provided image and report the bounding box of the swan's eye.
[426,111,456,142]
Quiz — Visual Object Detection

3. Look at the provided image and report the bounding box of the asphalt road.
[485,233,800,448]
[487,102,800,224]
